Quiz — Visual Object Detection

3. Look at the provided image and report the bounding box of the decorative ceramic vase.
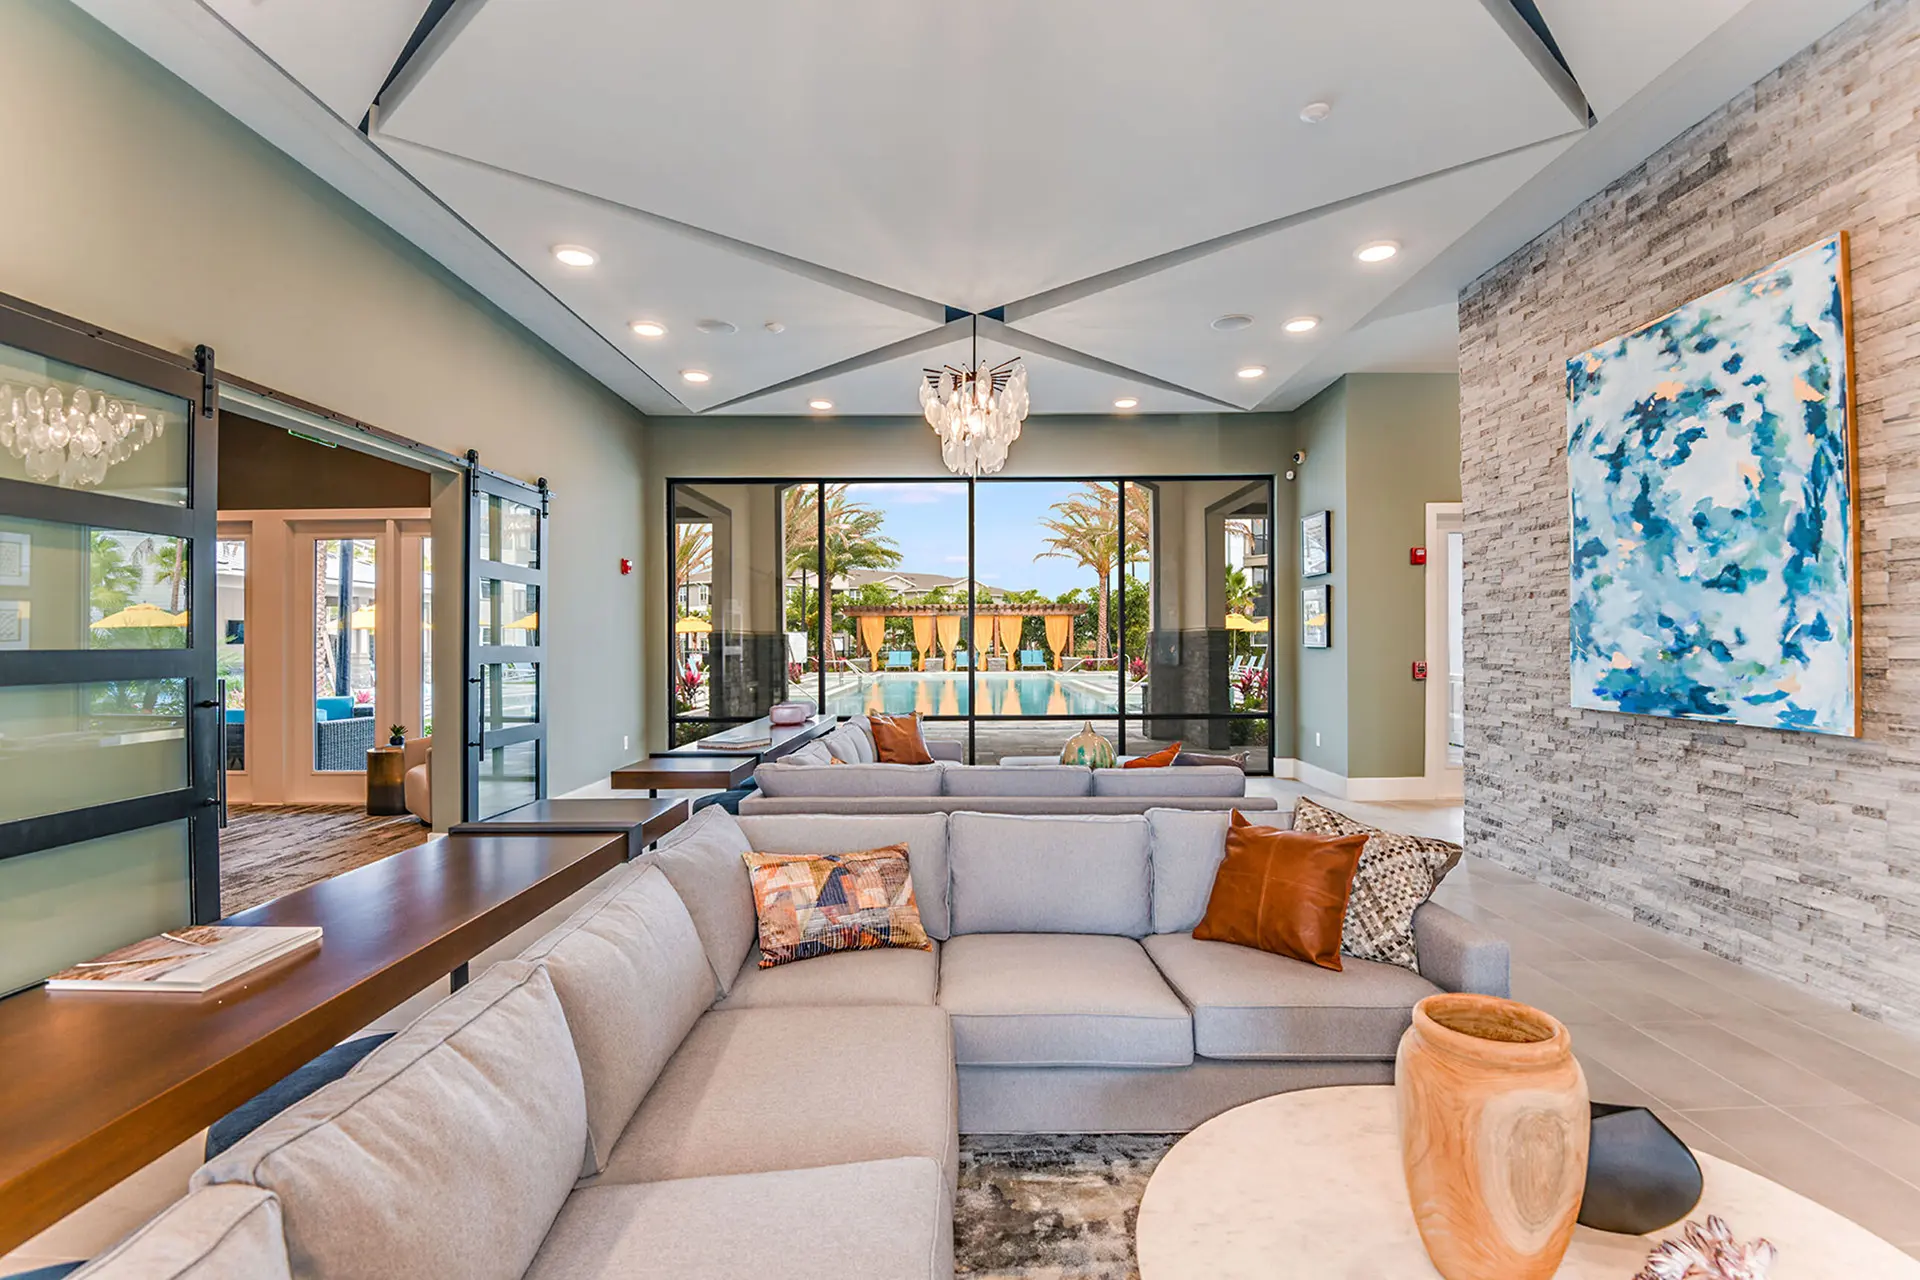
[1058,721,1116,768]
[768,701,812,726]
[1396,993,1589,1280]
[1582,1102,1703,1235]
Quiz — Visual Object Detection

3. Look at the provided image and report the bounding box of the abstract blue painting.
[1567,234,1858,736]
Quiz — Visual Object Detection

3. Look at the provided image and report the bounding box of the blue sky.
[844,482,1109,597]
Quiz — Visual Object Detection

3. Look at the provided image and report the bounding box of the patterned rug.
[956,1135,1178,1279]
[221,804,431,914]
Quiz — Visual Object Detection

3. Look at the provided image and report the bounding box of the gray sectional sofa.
[66,804,1503,1280]
[744,761,1276,815]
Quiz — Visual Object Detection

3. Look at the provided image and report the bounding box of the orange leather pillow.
[1124,741,1182,769]
[868,712,934,765]
[1193,811,1368,971]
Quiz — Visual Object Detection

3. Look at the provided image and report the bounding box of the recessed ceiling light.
[1237,366,1267,380]
[1113,397,1140,410]
[1355,241,1401,264]
[766,321,787,334]
[808,398,834,412]
[695,318,737,336]
[1299,101,1332,124]
[551,244,597,268]
[1284,316,1320,334]
[1211,314,1254,332]
[680,369,711,384]
[629,321,667,338]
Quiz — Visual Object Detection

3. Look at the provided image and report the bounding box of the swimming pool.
[823,671,1143,718]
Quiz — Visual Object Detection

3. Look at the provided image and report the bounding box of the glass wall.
[313,537,378,771]
[667,475,1275,768]
[217,538,246,770]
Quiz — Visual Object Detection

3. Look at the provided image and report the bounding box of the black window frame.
[464,461,549,820]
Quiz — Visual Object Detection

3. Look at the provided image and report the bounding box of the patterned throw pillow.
[1291,797,1464,973]
[742,845,931,967]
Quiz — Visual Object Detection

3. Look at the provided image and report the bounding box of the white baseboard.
[1268,757,1299,780]
[1290,762,1457,803]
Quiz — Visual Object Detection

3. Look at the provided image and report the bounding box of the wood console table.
[0,829,626,1255]
[451,796,690,859]
[608,754,756,797]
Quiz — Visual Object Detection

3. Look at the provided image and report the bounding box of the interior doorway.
[1424,502,1465,800]
[214,402,459,911]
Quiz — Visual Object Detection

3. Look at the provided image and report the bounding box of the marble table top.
[1134,1085,1920,1279]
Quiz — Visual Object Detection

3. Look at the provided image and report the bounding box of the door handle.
[216,678,229,829]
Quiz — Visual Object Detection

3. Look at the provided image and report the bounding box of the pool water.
[823,671,1142,718]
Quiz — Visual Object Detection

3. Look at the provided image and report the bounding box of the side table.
[365,744,407,815]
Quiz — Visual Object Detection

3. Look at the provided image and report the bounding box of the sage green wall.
[0,0,649,799]
[642,413,1294,753]
[1344,373,1463,778]
[1286,374,1461,782]
[1290,381,1350,778]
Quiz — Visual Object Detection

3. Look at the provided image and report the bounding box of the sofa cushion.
[648,804,757,997]
[940,764,1092,798]
[193,962,585,1280]
[845,716,880,763]
[1142,932,1441,1060]
[1091,765,1245,798]
[69,1186,290,1280]
[1123,742,1181,769]
[743,846,932,965]
[817,723,868,763]
[1146,808,1230,935]
[736,812,951,939]
[715,942,940,1010]
[593,1006,955,1186]
[517,865,714,1174]
[869,712,935,764]
[782,739,834,766]
[754,762,945,799]
[949,813,1151,937]
[527,1158,950,1280]
[1192,815,1368,972]
[938,934,1193,1068]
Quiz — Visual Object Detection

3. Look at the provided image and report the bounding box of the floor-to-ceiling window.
[667,475,1275,768]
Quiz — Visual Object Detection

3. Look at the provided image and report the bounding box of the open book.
[46,925,322,993]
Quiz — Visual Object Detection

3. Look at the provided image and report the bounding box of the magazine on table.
[46,925,323,994]
[697,729,773,750]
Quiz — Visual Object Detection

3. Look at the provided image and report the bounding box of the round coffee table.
[1135,1085,1920,1279]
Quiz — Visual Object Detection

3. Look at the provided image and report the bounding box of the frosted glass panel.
[0,680,188,822]
[0,821,191,996]
[476,739,537,820]
[0,340,190,505]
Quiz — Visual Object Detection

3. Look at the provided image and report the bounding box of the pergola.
[839,602,1090,669]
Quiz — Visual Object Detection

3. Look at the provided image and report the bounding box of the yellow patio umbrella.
[92,602,188,629]
[506,612,539,631]
[1225,613,1269,632]
[350,605,376,628]
[675,615,713,634]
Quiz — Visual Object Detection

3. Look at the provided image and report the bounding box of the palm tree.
[89,532,140,620]
[1035,483,1144,663]
[149,540,187,613]
[674,523,712,597]
[1223,566,1256,617]
[807,486,900,659]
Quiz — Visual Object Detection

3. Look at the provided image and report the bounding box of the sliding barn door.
[464,465,548,820]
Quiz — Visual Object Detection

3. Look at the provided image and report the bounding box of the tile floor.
[7,784,1919,1270]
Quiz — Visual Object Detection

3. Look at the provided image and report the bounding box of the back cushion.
[754,762,944,798]
[71,1185,290,1280]
[1146,808,1232,933]
[737,812,952,938]
[192,962,585,1280]
[817,722,866,763]
[949,813,1151,937]
[941,764,1092,798]
[647,804,757,996]
[517,866,713,1174]
[1093,765,1245,798]
[845,716,879,763]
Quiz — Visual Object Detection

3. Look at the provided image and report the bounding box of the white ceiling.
[81,0,1875,419]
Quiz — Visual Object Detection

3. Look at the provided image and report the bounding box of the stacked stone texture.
[1458,0,1920,1027]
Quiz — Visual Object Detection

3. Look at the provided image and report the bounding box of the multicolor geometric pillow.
[742,845,931,968]
[1290,797,1464,974]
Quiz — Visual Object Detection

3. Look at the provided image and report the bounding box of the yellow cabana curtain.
[858,615,886,658]
[1043,614,1072,669]
[911,615,934,669]
[936,614,962,662]
[995,613,1023,657]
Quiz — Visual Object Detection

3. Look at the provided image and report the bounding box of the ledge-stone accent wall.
[1459,0,1920,1028]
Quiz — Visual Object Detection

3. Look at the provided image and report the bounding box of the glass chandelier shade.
[0,381,165,489]
[919,317,1029,475]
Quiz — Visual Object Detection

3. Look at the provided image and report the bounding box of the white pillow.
[782,740,834,766]
[818,724,865,763]
[845,716,879,763]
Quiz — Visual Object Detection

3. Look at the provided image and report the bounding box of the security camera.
[1292,450,1308,465]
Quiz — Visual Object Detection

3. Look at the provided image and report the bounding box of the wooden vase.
[1395,993,1589,1280]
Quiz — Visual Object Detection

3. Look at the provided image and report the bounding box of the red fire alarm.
[1412,661,1428,681]
[619,558,633,576]
[1410,546,1428,566]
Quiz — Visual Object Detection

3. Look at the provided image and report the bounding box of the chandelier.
[919,315,1029,475]
[0,381,165,489]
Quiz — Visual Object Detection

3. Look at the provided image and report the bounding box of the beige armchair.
[403,736,432,825]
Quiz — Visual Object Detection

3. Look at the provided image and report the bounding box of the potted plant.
[388,724,407,747]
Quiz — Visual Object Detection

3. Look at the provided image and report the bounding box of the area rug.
[955,1134,1177,1279]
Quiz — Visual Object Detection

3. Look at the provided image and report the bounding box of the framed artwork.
[0,531,28,586]
[0,600,27,650]
[1301,510,1331,578]
[1567,233,1859,736]
[1302,584,1330,649]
